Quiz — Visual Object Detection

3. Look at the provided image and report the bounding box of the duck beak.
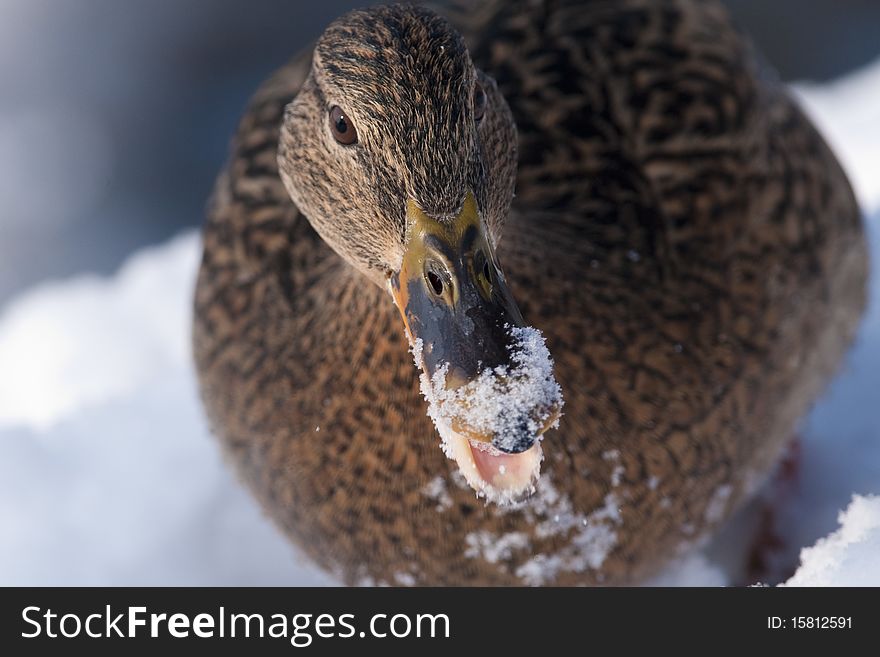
[389,192,563,504]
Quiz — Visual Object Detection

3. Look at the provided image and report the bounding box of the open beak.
[389,192,563,505]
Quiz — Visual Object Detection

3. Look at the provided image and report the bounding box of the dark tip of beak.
[499,420,537,454]
[491,400,562,454]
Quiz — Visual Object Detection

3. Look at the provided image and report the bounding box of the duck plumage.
[194,0,867,585]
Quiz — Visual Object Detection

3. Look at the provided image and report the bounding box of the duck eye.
[329,106,357,145]
[473,82,487,123]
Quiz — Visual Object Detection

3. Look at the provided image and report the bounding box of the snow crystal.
[602,449,620,461]
[704,484,733,524]
[449,469,471,491]
[393,571,417,586]
[420,475,453,512]
[409,337,423,369]
[464,531,530,563]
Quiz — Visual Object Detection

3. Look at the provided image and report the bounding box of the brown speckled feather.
[193,0,867,585]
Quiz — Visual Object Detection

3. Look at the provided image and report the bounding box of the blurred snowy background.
[0,1,879,586]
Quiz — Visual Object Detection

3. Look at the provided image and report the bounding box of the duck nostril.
[427,270,445,296]
[475,250,493,287]
[474,250,487,278]
[425,259,453,299]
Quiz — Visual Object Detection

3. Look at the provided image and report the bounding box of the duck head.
[278,5,562,504]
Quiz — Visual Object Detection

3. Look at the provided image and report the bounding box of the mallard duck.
[193,0,868,585]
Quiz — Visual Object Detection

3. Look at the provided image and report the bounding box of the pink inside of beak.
[469,440,542,489]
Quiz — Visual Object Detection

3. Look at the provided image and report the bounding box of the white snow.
[494,476,623,585]
[464,530,531,563]
[420,475,453,512]
[783,495,880,587]
[0,233,198,431]
[0,233,333,586]
[1,56,880,586]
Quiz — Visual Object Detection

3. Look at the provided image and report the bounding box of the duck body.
[194,0,867,585]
